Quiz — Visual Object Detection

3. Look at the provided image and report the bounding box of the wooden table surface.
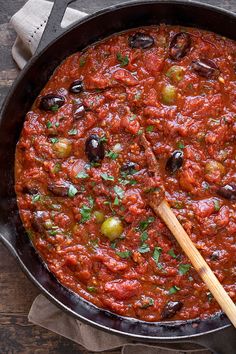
[0,0,235,353]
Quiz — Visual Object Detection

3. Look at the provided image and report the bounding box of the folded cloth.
[10,0,87,69]
[11,1,211,353]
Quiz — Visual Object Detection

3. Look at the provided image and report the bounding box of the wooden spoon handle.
[155,199,236,328]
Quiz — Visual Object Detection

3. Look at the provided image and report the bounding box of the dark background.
[0,0,235,353]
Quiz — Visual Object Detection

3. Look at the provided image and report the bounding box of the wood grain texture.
[0,0,235,353]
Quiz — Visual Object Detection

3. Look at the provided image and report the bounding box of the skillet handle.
[36,0,78,54]
[190,325,236,354]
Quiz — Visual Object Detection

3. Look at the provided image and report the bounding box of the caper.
[161,84,177,105]
[166,65,184,83]
[94,211,105,223]
[101,217,123,241]
[69,80,83,94]
[169,32,191,60]
[166,150,183,173]
[128,32,154,49]
[192,59,220,79]
[39,94,65,111]
[53,138,72,158]
[85,134,105,162]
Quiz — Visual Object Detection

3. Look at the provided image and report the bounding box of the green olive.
[94,211,105,223]
[166,65,184,83]
[161,84,177,105]
[101,217,123,241]
[53,138,72,158]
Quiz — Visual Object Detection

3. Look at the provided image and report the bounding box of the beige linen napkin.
[11,1,211,353]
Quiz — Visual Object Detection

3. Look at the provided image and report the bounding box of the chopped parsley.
[106,151,119,160]
[100,136,108,143]
[113,197,119,206]
[153,246,162,264]
[146,125,154,132]
[138,217,155,231]
[114,185,124,199]
[140,296,154,309]
[101,173,114,181]
[50,105,59,112]
[80,205,92,223]
[214,199,221,211]
[46,121,53,128]
[76,171,89,179]
[138,243,150,254]
[68,185,78,198]
[79,57,86,67]
[116,250,131,259]
[87,286,97,293]
[110,240,117,249]
[52,162,61,173]
[117,52,129,67]
[68,128,78,135]
[32,194,41,202]
[168,249,177,258]
[140,231,148,243]
[50,137,59,144]
[169,285,180,295]
[179,264,191,275]
[177,141,185,149]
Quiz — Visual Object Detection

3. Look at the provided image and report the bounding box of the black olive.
[169,32,191,60]
[217,184,236,200]
[161,301,183,319]
[31,211,47,233]
[85,134,105,162]
[128,32,154,49]
[192,59,220,79]
[48,181,71,196]
[73,98,85,120]
[165,150,183,173]
[121,162,137,174]
[22,185,38,195]
[39,94,65,111]
[69,80,83,94]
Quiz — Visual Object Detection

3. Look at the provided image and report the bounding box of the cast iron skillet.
[0,1,235,353]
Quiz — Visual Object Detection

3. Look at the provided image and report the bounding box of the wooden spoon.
[140,134,236,327]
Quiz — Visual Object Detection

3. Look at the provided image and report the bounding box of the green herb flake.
[140,296,154,309]
[174,201,184,209]
[138,243,150,254]
[80,205,92,223]
[53,163,61,173]
[101,173,114,181]
[100,136,108,143]
[79,57,86,67]
[114,185,124,199]
[214,199,221,212]
[106,151,119,160]
[32,194,41,202]
[146,125,154,132]
[139,216,155,231]
[113,197,119,206]
[137,129,143,136]
[179,264,191,275]
[68,185,78,198]
[153,246,162,264]
[87,286,97,293]
[50,105,59,112]
[129,114,137,122]
[116,250,131,259]
[117,52,129,67]
[140,231,148,242]
[50,137,59,144]
[46,121,53,128]
[169,285,180,295]
[110,240,117,249]
[55,122,60,127]
[177,141,185,149]
[68,128,78,135]
[168,249,177,258]
[76,171,89,179]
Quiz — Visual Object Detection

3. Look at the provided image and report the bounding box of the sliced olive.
[31,211,47,233]
[73,98,85,120]
[85,134,105,162]
[217,184,236,200]
[165,150,184,173]
[69,80,83,94]
[192,59,220,79]
[39,94,65,111]
[161,84,177,105]
[169,32,191,60]
[161,301,183,319]
[101,217,123,241]
[48,181,71,196]
[129,32,154,49]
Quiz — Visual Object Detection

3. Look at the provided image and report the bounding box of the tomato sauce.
[15,25,236,322]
